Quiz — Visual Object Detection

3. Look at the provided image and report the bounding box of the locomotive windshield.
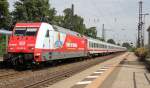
[14,27,38,36]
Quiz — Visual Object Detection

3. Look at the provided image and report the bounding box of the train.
[3,22,126,67]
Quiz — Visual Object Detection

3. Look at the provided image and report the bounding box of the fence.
[0,34,6,56]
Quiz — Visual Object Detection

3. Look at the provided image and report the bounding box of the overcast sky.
[8,0,150,45]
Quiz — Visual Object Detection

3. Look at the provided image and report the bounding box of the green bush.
[0,35,6,56]
[135,47,148,61]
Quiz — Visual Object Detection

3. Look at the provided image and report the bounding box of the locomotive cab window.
[26,28,37,36]
[45,30,49,37]
[14,27,38,36]
[14,27,26,36]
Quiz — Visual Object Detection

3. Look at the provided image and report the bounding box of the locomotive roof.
[14,22,81,37]
[15,23,42,28]
[53,25,81,37]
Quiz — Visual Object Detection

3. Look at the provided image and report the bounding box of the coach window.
[92,43,94,48]
[89,42,92,47]
[99,44,101,48]
[93,43,94,48]
[96,43,97,48]
[90,42,91,47]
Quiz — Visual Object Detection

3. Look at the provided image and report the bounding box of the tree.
[107,39,116,44]
[0,0,10,29]
[62,8,73,29]
[53,15,64,26]
[12,0,56,23]
[96,37,105,41]
[60,8,87,35]
[122,42,131,49]
[85,27,97,38]
[117,43,121,46]
[73,15,86,34]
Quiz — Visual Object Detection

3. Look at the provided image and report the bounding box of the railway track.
[23,53,123,88]
[23,59,105,88]
[0,71,24,80]
[0,69,18,78]
[0,71,18,78]
[0,53,123,88]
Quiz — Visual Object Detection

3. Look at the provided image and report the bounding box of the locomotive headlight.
[27,44,35,46]
[35,53,41,56]
[10,48,14,50]
[9,44,17,46]
[29,47,34,50]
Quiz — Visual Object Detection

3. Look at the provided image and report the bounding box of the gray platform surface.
[100,53,150,88]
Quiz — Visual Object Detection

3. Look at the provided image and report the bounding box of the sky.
[8,0,150,45]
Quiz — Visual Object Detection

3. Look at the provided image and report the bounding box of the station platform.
[100,53,150,88]
[46,52,129,88]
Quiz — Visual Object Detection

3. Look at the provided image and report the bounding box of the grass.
[0,44,6,56]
